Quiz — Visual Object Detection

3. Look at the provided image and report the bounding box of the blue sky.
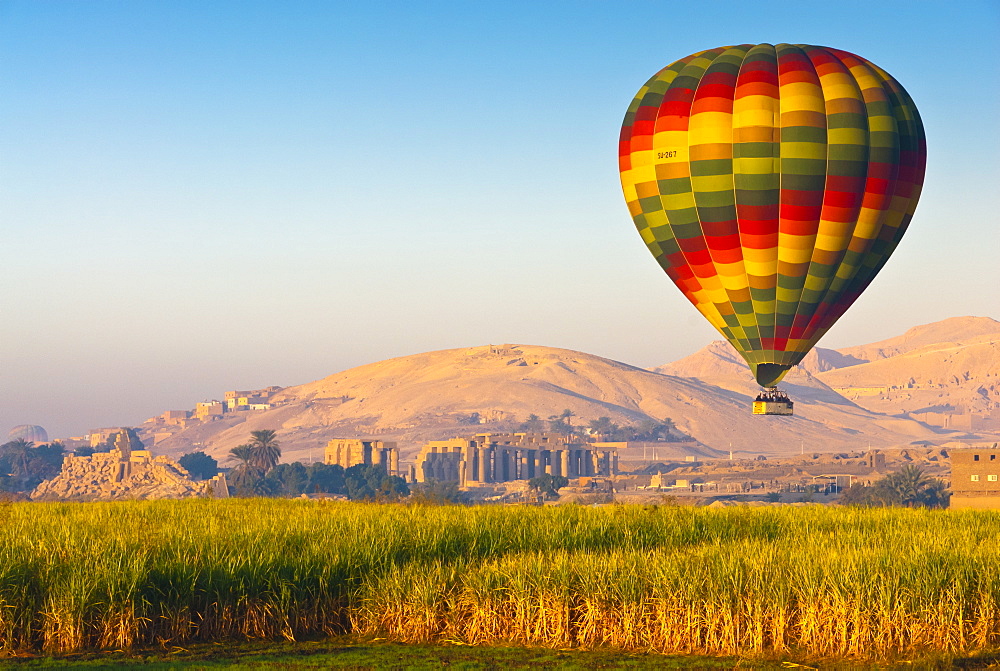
[2,0,998,438]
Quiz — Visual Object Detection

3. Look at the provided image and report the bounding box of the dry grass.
[0,499,996,660]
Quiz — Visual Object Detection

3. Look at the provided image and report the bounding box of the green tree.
[307,463,346,494]
[179,451,219,480]
[1,439,34,481]
[227,444,262,497]
[265,462,310,496]
[838,465,949,508]
[228,444,254,471]
[248,430,281,473]
[519,414,545,432]
[548,409,577,435]
[0,440,64,491]
[343,464,409,501]
[588,417,622,439]
[528,473,569,498]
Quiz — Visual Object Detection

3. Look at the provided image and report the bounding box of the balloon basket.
[752,389,794,416]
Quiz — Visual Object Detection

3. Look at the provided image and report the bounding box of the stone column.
[479,447,490,483]
[560,450,569,478]
[462,444,475,482]
[390,449,399,476]
[459,459,467,487]
[434,455,446,481]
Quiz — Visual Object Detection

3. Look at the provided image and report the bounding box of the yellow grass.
[0,499,996,660]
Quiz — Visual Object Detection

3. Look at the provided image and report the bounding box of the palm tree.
[248,430,281,473]
[884,464,930,507]
[560,409,575,428]
[227,444,260,497]
[3,439,34,480]
[228,444,255,472]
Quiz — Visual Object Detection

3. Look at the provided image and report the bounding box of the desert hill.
[815,332,1000,416]
[833,316,1000,365]
[654,315,1000,426]
[146,343,944,464]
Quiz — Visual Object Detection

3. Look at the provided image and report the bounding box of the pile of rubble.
[31,445,227,501]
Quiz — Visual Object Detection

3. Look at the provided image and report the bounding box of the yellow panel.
[716,261,748,279]
[827,127,866,145]
[688,111,733,144]
[780,83,826,111]
[814,231,851,252]
[690,174,733,192]
[652,131,689,157]
[868,116,896,133]
[819,80,860,101]
[853,208,883,240]
[780,142,826,160]
[777,245,813,264]
[744,261,774,277]
[803,275,826,291]
[733,157,778,174]
[643,209,669,229]
[733,104,778,128]
[661,192,697,210]
[630,149,656,167]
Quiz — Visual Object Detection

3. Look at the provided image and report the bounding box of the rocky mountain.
[834,316,1000,365]
[655,315,1000,422]
[145,342,945,464]
[815,332,1000,416]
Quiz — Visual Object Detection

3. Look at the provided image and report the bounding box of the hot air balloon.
[619,44,926,414]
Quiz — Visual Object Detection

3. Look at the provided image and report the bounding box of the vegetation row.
[0,499,996,660]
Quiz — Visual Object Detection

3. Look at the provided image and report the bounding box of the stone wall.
[31,448,228,501]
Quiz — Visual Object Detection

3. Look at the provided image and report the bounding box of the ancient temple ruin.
[32,430,227,501]
[325,439,400,476]
[414,432,618,486]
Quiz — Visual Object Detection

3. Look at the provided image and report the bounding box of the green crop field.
[0,499,997,663]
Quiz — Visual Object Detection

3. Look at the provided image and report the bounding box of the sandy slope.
[150,342,943,463]
[815,333,1000,415]
[652,315,1000,424]
[834,316,1000,364]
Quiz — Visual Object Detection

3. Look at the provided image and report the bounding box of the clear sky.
[2,0,998,439]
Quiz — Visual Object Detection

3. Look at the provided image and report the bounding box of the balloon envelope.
[619,44,926,387]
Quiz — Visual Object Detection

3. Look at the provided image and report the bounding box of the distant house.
[224,386,283,411]
[951,446,1000,509]
[194,401,225,420]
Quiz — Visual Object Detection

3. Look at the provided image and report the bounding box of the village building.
[325,439,400,476]
[950,445,1000,509]
[414,432,618,486]
[194,401,225,420]
[224,386,283,411]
